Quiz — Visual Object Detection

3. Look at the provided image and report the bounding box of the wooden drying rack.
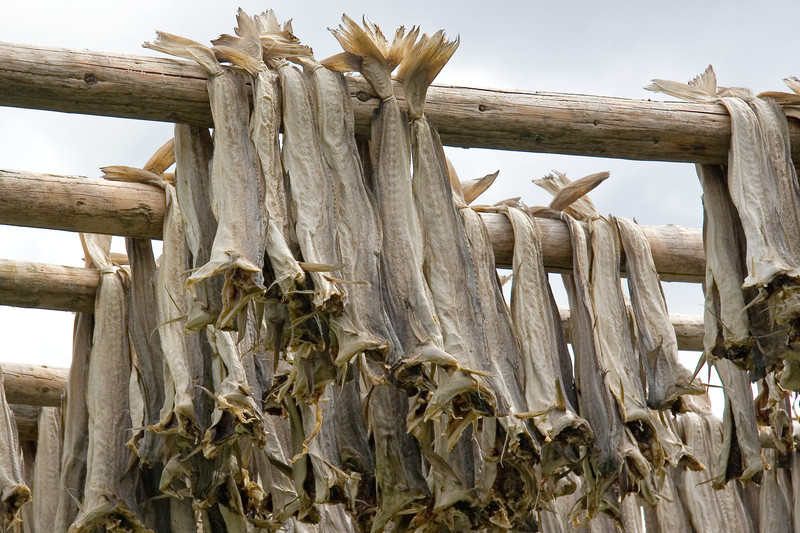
[0,40,736,416]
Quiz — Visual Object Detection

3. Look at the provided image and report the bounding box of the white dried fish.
[70,234,146,532]
[32,407,62,533]
[144,32,268,330]
[0,366,29,528]
[615,217,704,409]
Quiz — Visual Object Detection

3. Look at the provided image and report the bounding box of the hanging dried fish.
[300,51,394,364]
[505,206,591,447]
[173,124,224,330]
[33,407,62,533]
[54,310,93,532]
[0,366,29,528]
[713,358,766,487]
[69,234,147,532]
[144,32,268,330]
[326,17,459,391]
[211,10,306,303]
[615,217,704,410]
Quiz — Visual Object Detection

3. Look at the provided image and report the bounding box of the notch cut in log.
[2,41,800,164]
[0,169,705,282]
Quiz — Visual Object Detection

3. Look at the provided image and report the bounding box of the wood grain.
[2,41,799,163]
[2,362,67,407]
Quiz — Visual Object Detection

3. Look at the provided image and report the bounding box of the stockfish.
[144,32,268,330]
[0,366,29,528]
[326,17,459,390]
[505,206,591,446]
[301,50,393,364]
[615,217,704,409]
[69,234,146,532]
[32,407,62,532]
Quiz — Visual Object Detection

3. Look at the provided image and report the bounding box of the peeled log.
[3,41,800,164]
[1,363,67,407]
[11,405,38,441]
[0,170,705,283]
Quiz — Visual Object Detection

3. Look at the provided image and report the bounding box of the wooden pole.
[11,404,38,442]
[0,169,705,283]
[2,363,67,407]
[0,259,98,313]
[1,41,798,164]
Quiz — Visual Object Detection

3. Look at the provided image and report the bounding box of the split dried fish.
[615,217,704,409]
[54,310,93,533]
[506,206,591,446]
[69,234,146,532]
[327,17,457,389]
[0,366,29,528]
[144,32,268,330]
[173,124,224,330]
[303,53,393,365]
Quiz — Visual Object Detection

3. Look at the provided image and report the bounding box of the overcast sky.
[1,0,797,415]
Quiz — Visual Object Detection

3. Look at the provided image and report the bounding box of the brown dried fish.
[615,217,704,409]
[0,366,29,527]
[144,32,268,330]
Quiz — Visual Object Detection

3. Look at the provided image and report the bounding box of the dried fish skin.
[173,124,223,330]
[54,311,93,532]
[368,382,430,533]
[757,450,793,533]
[125,237,166,466]
[145,33,268,330]
[328,18,451,387]
[305,63,392,364]
[277,61,344,313]
[0,367,30,527]
[506,206,591,446]
[615,217,704,409]
[697,164,752,361]
[33,407,63,533]
[561,215,623,479]
[69,251,147,532]
[713,359,766,487]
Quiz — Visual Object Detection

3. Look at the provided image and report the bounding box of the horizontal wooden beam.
[0,310,703,412]
[1,41,797,164]
[0,169,705,283]
[0,259,98,313]
[2,363,67,407]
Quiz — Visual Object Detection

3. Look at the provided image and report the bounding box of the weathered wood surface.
[0,169,705,282]
[11,404,38,441]
[0,259,98,313]
[2,363,67,407]
[2,41,799,163]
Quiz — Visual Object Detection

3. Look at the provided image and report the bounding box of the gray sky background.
[1,1,797,415]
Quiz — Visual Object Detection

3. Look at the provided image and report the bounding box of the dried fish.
[506,206,591,446]
[144,32,268,330]
[327,17,456,389]
[615,217,704,409]
[173,124,224,330]
[757,450,792,533]
[0,366,29,528]
[713,358,765,487]
[211,11,306,303]
[303,55,393,364]
[32,407,62,533]
[125,236,166,466]
[275,59,344,313]
[69,234,146,532]
[54,310,93,532]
